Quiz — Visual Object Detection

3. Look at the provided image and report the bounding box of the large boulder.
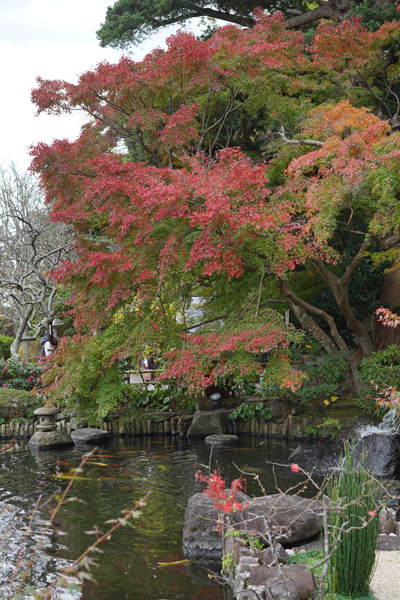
[182,493,222,560]
[28,430,74,451]
[231,494,321,546]
[71,428,110,444]
[354,433,400,477]
[288,441,343,473]
[187,411,228,439]
[248,564,316,600]
[69,417,89,430]
[265,577,299,600]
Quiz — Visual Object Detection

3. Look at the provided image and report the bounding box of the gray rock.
[197,396,214,411]
[354,433,400,477]
[249,565,315,600]
[205,434,239,446]
[28,430,74,451]
[231,494,321,546]
[378,534,400,550]
[69,417,89,430]
[182,492,222,560]
[380,508,396,535]
[187,410,228,438]
[261,543,288,566]
[150,412,177,423]
[287,442,343,473]
[265,577,299,600]
[71,428,110,444]
[55,410,78,422]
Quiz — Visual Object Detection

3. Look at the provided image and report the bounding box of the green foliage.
[323,593,375,600]
[96,0,307,47]
[260,341,347,409]
[358,345,400,416]
[0,388,42,422]
[286,549,324,578]
[128,381,195,415]
[0,335,12,359]
[305,417,342,439]
[221,553,233,574]
[326,443,380,596]
[0,358,43,391]
[350,0,400,32]
[229,402,272,421]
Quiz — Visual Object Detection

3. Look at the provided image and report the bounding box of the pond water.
[0,436,321,600]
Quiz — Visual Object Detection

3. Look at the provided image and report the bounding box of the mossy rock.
[0,388,42,421]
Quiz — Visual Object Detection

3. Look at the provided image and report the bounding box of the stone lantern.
[28,406,74,451]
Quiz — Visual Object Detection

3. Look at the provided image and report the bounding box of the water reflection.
[0,436,315,599]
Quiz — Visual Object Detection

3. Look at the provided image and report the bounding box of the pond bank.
[0,403,374,441]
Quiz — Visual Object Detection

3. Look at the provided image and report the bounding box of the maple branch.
[188,316,227,329]
[341,238,372,284]
[312,258,375,356]
[380,232,400,250]
[273,125,324,148]
[279,278,349,354]
[284,0,351,29]
[255,270,265,319]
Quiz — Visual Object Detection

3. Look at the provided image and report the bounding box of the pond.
[0,436,320,599]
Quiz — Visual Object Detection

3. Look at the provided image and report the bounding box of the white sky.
[0,0,199,171]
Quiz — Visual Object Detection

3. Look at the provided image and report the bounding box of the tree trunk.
[10,305,34,360]
[374,269,400,350]
[22,328,30,362]
[278,279,364,396]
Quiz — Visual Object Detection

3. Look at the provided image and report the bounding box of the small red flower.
[368,510,377,517]
[291,464,300,473]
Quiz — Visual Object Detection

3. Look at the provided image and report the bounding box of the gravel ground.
[370,551,400,600]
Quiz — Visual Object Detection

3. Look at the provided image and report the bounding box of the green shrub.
[358,345,400,416]
[0,388,42,422]
[229,402,272,421]
[326,443,380,596]
[0,335,13,359]
[259,341,348,409]
[127,381,195,415]
[0,358,43,391]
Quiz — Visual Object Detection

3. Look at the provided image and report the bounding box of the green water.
[0,436,313,599]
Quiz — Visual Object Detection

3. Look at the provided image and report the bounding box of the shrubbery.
[0,335,13,359]
[358,345,400,417]
[0,388,42,422]
[0,358,43,391]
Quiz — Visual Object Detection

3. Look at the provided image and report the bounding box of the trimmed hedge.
[0,335,13,360]
[0,388,42,421]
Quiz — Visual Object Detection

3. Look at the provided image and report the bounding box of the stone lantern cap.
[34,407,61,416]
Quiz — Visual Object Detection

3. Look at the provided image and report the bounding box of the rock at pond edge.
[182,492,222,560]
[71,428,110,444]
[28,430,74,451]
[205,434,239,446]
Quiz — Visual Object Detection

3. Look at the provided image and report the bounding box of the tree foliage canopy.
[96,0,399,48]
[30,12,400,411]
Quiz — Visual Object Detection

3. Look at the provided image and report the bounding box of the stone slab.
[71,428,111,444]
[28,430,74,451]
[205,434,239,446]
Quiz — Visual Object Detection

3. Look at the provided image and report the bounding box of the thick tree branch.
[284,0,352,29]
[273,125,324,148]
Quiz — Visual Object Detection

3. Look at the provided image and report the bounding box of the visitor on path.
[142,354,156,381]
[40,331,56,357]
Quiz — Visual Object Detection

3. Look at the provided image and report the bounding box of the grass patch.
[287,550,376,600]
[287,549,324,578]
